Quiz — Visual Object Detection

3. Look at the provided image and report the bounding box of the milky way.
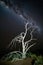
[0,1,41,29]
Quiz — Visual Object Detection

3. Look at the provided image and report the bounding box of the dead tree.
[7,22,38,59]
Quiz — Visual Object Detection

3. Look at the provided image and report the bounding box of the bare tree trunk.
[22,40,26,58]
[22,23,28,58]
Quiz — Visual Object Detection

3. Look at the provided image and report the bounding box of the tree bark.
[22,40,26,58]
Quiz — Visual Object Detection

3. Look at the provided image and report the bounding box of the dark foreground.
[0,58,43,65]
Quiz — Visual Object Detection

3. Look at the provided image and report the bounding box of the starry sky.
[0,0,43,57]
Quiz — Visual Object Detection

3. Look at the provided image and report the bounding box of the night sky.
[0,0,43,58]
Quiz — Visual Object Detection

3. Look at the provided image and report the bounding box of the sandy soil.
[0,58,32,65]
